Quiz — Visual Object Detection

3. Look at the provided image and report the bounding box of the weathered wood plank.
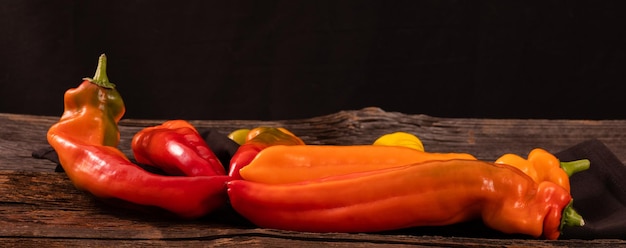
[3,236,626,248]
[2,109,626,246]
[2,170,626,247]
[2,108,625,172]
[0,237,431,248]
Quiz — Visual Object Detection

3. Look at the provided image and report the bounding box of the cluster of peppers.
[46,54,232,219]
[48,54,588,240]
[230,142,588,240]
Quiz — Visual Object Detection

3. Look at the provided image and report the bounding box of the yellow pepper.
[227,128,250,145]
[373,131,424,152]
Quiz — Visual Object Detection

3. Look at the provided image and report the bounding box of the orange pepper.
[245,127,297,141]
[495,148,590,192]
[239,144,476,184]
[54,54,125,147]
[228,127,305,179]
[228,159,584,239]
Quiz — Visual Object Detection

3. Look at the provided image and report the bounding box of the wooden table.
[2,107,626,247]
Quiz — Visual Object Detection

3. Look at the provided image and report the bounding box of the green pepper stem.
[83,53,116,89]
[560,200,585,231]
[560,159,591,177]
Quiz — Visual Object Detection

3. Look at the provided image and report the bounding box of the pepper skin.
[228,159,584,239]
[373,131,424,151]
[50,134,230,219]
[227,128,250,145]
[228,127,304,179]
[131,120,226,176]
[47,54,229,218]
[495,148,590,192]
[55,54,125,147]
[239,144,477,184]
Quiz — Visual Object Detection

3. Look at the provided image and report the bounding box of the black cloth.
[198,128,241,170]
[32,137,625,239]
[556,139,626,239]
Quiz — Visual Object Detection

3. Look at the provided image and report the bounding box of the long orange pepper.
[239,144,476,184]
[495,148,590,192]
[228,159,584,240]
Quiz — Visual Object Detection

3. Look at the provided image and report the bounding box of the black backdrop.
[1,0,625,120]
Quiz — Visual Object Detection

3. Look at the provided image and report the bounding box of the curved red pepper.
[228,127,304,179]
[50,134,230,219]
[131,120,226,176]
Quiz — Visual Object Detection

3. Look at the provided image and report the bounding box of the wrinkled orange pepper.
[495,148,590,192]
[228,159,584,240]
[239,144,476,184]
[53,55,125,147]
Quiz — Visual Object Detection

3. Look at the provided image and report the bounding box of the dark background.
[1,0,625,121]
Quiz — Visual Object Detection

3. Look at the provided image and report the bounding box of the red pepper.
[47,54,229,219]
[50,134,230,219]
[228,127,304,179]
[131,120,226,176]
[227,159,584,239]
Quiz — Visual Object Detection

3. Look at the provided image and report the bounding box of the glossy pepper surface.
[239,144,476,184]
[131,119,226,176]
[54,54,125,147]
[373,131,424,151]
[228,159,584,239]
[47,54,229,219]
[50,135,230,218]
[495,148,590,192]
[227,128,250,145]
[228,127,304,179]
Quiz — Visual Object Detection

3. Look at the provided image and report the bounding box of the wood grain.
[1,172,625,247]
[2,107,625,172]
[1,108,626,247]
